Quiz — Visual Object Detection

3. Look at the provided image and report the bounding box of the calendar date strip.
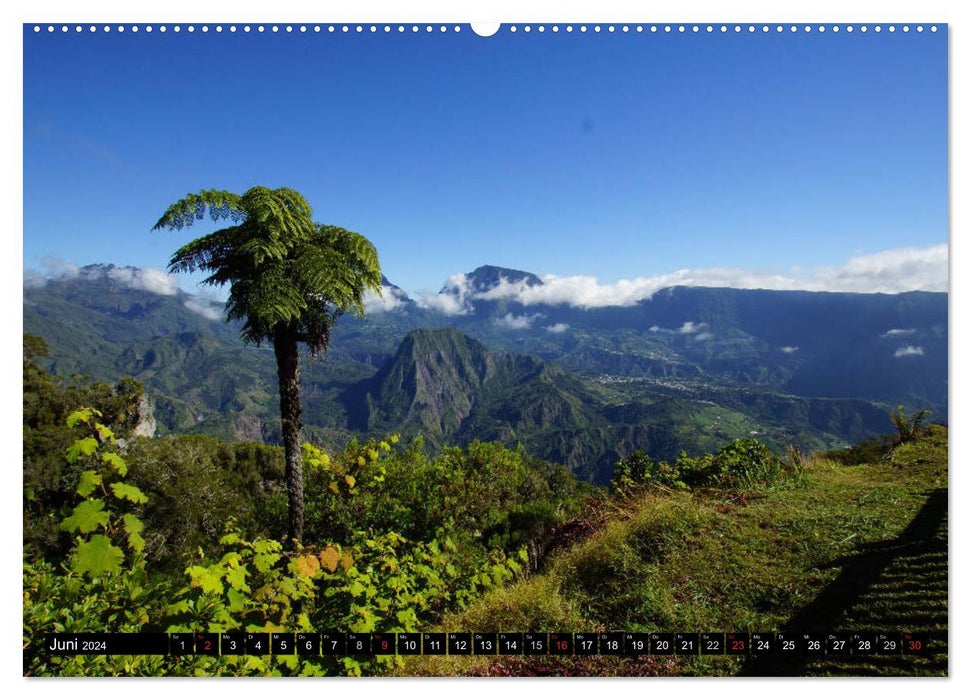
[42,631,940,657]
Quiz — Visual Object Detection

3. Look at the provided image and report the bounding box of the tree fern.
[154,186,383,545]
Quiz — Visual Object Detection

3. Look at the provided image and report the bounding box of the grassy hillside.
[399,426,948,677]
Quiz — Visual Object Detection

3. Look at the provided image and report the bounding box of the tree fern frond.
[167,226,240,275]
[153,190,244,231]
[157,187,382,351]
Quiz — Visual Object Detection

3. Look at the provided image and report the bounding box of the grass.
[397,426,948,677]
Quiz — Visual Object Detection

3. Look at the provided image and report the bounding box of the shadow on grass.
[741,488,947,676]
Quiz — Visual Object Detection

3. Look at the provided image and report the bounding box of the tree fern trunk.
[274,325,304,547]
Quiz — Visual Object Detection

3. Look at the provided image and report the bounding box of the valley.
[23,263,947,485]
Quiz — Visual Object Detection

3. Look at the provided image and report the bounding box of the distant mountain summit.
[442,265,544,295]
[380,275,410,299]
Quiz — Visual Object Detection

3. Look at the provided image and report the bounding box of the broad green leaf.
[186,565,224,595]
[225,563,250,592]
[350,608,378,633]
[252,539,279,554]
[278,578,298,598]
[396,608,419,628]
[220,532,242,546]
[66,437,99,463]
[66,408,97,428]
[61,499,108,534]
[253,553,280,573]
[226,587,247,612]
[220,551,243,567]
[110,482,148,504]
[76,470,102,497]
[122,514,145,552]
[101,452,128,476]
[94,422,115,443]
[166,600,191,616]
[74,534,124,577]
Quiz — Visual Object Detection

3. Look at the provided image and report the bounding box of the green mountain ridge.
[23,267,936,484]
[323,327,895,484]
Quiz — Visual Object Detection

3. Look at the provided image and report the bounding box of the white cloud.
[23,269,46,289]
[823,245,947,294]
[421,292,471,316]
[882,328,917,338]
[183,294,224,321]
[781,346,799,354]
[418,273,474,316]
[428,244,947,312]
[679,321,705,334]
[363,285,409,314]
[545,323,570,333]
[495,312,542,330]
[489,273,672,308]
[646,320,711,337]
[31,259,181,295]
[40,257,79,280]
[894,345,925,358]
[106,266,179,295]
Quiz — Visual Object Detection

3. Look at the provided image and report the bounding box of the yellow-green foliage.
[25,414,532,677]
[401,428,948,677]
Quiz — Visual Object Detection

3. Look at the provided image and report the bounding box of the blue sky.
[23,24,947,299]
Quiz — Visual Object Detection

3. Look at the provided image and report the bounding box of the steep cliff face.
[360,328,500,441]
[131,394,157,438]
[356,329,611,465]
[232,415,265,442]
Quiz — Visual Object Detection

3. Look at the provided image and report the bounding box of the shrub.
[890,406,931,447]
[610,451,687,493]
[25,413,531,677]
[24,343,144,563]
[703,439,782,488]
[23,408,174,676]
[823,434,895,466]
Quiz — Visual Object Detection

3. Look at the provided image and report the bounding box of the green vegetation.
[26,272,942,486]
[154,186,383,545]
[24,353,586,676]
[24,335,145,562]
[611,438,807,494]
[890,405,931,447]
[400,427,947,677]
[23,335,947,677]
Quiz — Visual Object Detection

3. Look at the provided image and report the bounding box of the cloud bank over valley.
[25,243,947,323]
[416,244,947,315]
